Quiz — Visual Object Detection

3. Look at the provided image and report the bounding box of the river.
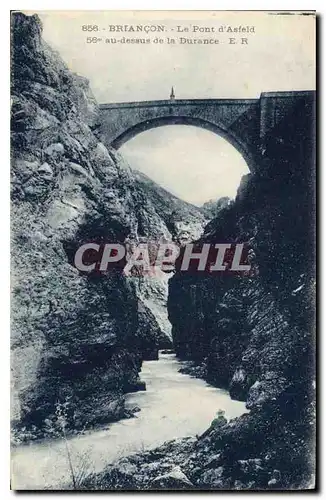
[11,352,248,490]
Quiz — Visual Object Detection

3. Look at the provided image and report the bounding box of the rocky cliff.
[129,170,207,354]
[10,12,204,441]
[169,92,315,398]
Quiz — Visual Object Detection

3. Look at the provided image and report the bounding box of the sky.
[30,11,315,205]
[120,126,249,205]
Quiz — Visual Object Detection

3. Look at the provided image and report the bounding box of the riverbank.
[11,352,247,490]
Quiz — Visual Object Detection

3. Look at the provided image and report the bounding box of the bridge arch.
[99,93,313,175]
[110,116,255,172]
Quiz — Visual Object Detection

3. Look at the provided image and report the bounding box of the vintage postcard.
[10,10,316,490]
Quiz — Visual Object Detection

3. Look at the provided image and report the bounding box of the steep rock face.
[133,170,206,242]
[123,171,206,351]
[201,196,232,219]
[129,171,207,350]
[11,12,208,440]
[11,12,145,438]
[169,93,315,396]
[131,274,173,351]
[10,12,201,440]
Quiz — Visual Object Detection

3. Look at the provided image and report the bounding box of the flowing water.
[11,352,248,490]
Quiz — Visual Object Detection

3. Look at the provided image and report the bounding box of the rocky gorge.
[11,11,315,491]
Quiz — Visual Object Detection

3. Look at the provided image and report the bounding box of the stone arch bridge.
[98,91,314,172]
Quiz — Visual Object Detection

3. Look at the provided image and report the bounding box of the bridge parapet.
[99,98,259,109]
